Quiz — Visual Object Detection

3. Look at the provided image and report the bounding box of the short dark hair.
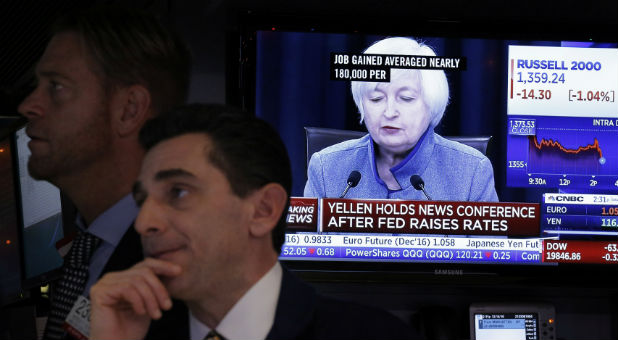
[52,5,192,115]
[139,104,292,254]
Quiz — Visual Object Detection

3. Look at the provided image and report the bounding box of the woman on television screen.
[304,37,498,201]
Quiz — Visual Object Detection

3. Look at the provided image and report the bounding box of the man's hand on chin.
[89,258,182,340]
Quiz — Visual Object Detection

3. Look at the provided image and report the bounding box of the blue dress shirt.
[74,194,139,295]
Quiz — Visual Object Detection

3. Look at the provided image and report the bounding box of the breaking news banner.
[286,197,319,232]
[320,199,539,236]
[330,53,467,82]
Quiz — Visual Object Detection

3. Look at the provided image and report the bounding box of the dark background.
[1,1,617,339]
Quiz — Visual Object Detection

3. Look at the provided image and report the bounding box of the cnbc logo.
[546,195,584,202]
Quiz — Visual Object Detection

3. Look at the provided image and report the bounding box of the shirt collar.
[75,194,139,246]
[189,262,283,340]
[368,128,434,190]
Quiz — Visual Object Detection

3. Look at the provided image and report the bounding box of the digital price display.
[470,303,556,340]
[281,234,544,264]
[474,313,539,340]
[543,240,618,264]
[541,193,618,237]
[506,45,618,189]
[540,193,618,264]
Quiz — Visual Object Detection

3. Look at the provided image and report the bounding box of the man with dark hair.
[89,104,414,340]
[17,5,191,339]
[136,104,290,254]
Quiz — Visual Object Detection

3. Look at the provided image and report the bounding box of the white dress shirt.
[190,262,283,340]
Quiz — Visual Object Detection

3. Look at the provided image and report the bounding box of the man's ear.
[248,183,288,238]
[111,84,152,137]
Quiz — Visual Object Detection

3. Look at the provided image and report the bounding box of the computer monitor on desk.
[0,124,68,305]
[13,127,66,288]
[0,127,22,306]
[470,303,556,340]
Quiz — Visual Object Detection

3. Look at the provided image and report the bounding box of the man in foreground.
[90,104,415,339]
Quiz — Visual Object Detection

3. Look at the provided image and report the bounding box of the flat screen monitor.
[239,16,618,281]
[0,123,66,303]
[0,127,22,306]
[469,302,556,340]
[14,126,65,287]
[10,126,67,290]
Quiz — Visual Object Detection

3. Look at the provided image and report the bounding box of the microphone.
[339,171,361,198]
[410,175,432,200]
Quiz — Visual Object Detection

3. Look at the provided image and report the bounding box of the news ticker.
[542,193,618,237]
[279,234,617,264]
[507,45,618,118]
[283,197,618,264]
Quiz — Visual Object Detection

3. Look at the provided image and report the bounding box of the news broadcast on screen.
[251,29,618,268]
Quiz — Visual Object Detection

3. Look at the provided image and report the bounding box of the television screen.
[244,24,618,274]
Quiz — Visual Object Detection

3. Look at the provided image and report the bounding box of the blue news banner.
[280,235,544,264]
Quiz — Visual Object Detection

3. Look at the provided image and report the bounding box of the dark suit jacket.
[146,267,417,340]
[55,224,143,340]
[99,224,143,275]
